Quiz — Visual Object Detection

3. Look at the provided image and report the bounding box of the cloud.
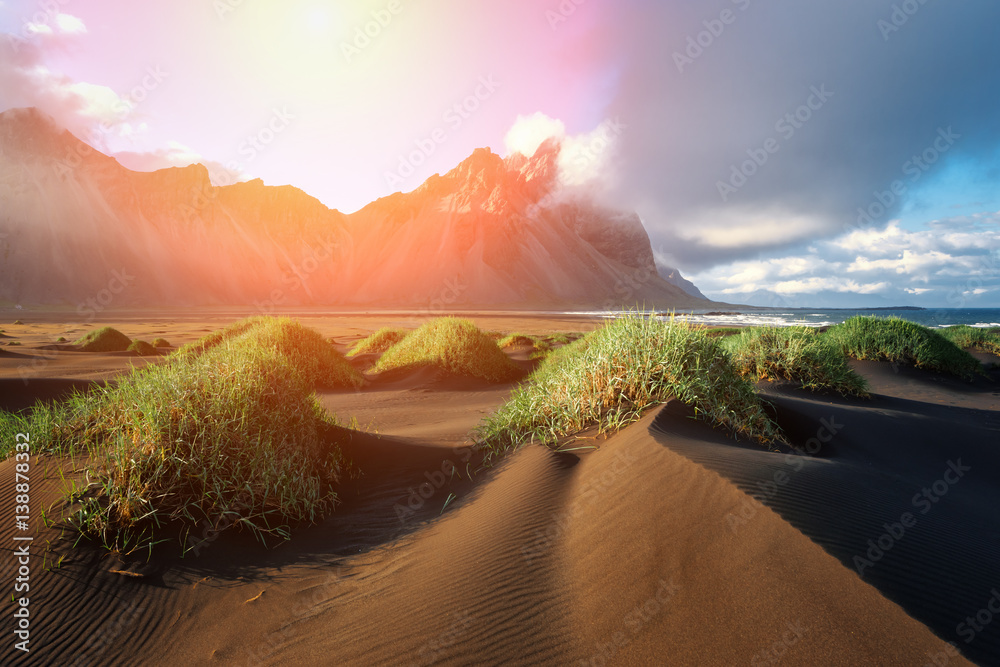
[691,216,1000,307]
[113,141,246,185]
[23,22,52,36]
[21,12,86,39]
[504,112,565,158]
[601,0,1000,273]
[53,13,87,34]
[0,18,160,151]
[556,118,624,189]
[672,208,829,250]
[113,140,204,171]
[503,112,625,201]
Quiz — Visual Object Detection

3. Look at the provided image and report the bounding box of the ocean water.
[677,308,1000,329]
[570,308,1000,329]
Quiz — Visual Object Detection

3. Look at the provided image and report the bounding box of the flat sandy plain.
[0,310,998,666]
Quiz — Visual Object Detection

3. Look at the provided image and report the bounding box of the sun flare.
[304,7,332,35]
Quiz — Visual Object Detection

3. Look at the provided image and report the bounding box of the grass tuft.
[826,316,983,380]
[474,313,781,463]
[938,325,1000,356]
[498,333,540,349]
[543,332,584,346]
[127,340,158,356]
[348,327,409,357]
[704,327,743,338]
[371,318,521,382]
[151,337,171,348]
[177,317,363,390]
[723,327,869,397]
[75,327,132,352]
[0,316,361,554]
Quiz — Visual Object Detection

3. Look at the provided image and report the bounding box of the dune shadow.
[95,425,493,587]
[0,377,114,412]
[649,393,1000,665]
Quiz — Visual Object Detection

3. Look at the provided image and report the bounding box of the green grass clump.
[13,320,23,325]
[127,340,158,356]
[151,337,171,348]
[723,327,869,397]
[348,327,408,357]
[497,333,555,357]
[0,317,358,554]
[826,316,983,380]
[371,317,521,382]
[704,327,743,338]
[531,332,594,372]
[938,325,1000,356]
[176,318,260,356]
[178,317,363,389]
[543,332,584,346]
[57,336,68,343]
[75,327,132,352]
[475,314,781,463]
[498,333,539,349]
[511,333,585,363]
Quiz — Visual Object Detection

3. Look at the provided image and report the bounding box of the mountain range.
[0,107,712,311]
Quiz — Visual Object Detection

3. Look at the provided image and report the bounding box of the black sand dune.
[0,378,110,412]
[0,318,994,665]
[650,360,1000,665]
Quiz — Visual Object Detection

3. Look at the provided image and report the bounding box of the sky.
[1,0,999,308]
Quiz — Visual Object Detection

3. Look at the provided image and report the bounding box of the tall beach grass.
[348,327,409,357]
[938,325,1000,356]
[826,316,982,380]
[723,326,870,397]
[475,314,781,463]
[1,317,362,554]
[371,317,521,382]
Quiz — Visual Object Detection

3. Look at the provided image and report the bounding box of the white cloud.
[23,13,86,38]
[54,14,87,35]
[846,249,955,277]
[65,81,131,125]
[691,213,1000,306]
[504,112,565,158]
[113,142,247,186]
[556,119,622,188]
[503,112,625,195]
[0,31,161,152]
[675,208,829,249]
[24,22,53,36]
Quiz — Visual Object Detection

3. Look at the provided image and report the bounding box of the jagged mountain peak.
[441,146,505,193]
[0,109,711,309]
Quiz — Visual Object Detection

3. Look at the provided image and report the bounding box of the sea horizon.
[629,307,1000,329]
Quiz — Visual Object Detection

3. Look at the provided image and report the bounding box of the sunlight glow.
[305,7,332,35]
